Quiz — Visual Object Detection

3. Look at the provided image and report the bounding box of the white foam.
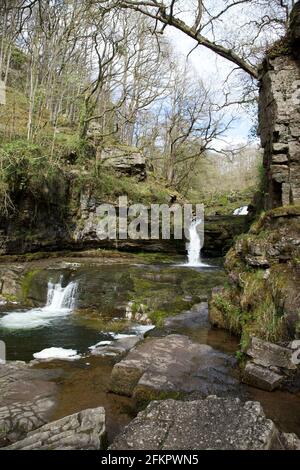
[0,280,78,330]
[110,333,136,340]
[131,325,155,336]
[233,206,249,216]
[88,341,112,350]
[33,347,81,360]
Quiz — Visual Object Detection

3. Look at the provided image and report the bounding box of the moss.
[134,386,185,410]
[212,292,243,335]
[2,293,18,303]
[74,312,130,332]
[21,269,40,302]
[266,35,292,59]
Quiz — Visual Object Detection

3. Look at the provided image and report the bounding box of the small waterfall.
[186,219,208,267]
[45,280,78,312]
[0,279,78,330]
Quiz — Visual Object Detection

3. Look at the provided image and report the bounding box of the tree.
[101,0,294,79]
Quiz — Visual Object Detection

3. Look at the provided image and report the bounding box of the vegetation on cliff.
[210,206,300,349]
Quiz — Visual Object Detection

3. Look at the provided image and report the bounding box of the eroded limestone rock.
[0,362,58,446]
[5,407,106,450]
[110,334,240,404]
[110,397,300,450]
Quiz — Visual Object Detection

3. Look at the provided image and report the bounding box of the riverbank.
[0,253,299,449]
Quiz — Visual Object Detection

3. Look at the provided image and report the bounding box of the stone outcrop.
[242,337,299,391]
[98,146,147,181]
[163,302,210,330]
[5,407,106,450]
[203,215,250,256]
[209,206,300,341]
[258,3,300,209]
[209,206,300,391]
[110,397,300,450]
[110,334,240,405]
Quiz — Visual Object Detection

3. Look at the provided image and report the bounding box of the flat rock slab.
[110,397,300,450]
[164,303,210,330]
[110,334,240,404]
[0,362,58,446]
[0,362,58,406]
[5,407,106,450]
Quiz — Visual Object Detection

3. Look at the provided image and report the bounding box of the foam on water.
[0,280,78,330]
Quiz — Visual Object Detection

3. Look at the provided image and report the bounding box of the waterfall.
[45,280,78,312]
[186,219,208,267]
[0,280,78,330]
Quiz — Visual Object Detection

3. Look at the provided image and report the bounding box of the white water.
[33,347,81,360]
[186,219,208,267]
[233,206,249,216]
[0,280,78,330]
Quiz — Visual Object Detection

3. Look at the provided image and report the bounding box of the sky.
[167,26,256,150]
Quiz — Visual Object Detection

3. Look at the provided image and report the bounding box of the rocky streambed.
[0,252,299,450]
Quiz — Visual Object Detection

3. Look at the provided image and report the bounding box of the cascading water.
[186,219,208,267]
[0,279,78,330]
[45,280,78,312]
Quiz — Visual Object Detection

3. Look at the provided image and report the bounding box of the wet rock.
[242,362,284,392]
[125,302,152,324]
[110,334,240,405]
[242,337,300,392]
[110,397,300,450]
[5,407,106,450]
[91,336,141,358]
[246,337,296,370]
[164,302,210,330]
[0,362,58,407]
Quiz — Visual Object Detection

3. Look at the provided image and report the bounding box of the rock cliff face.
[209,206,300,390]
[99,146,147,181]
[0,173,248,257]
[259,3,300,209]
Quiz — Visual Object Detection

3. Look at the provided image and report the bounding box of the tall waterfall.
[186,219,207,267]
[0,280,78,330]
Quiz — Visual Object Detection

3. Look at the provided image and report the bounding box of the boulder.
[110,397,300,450]
[164,302,210,330]
[91,336,141,358]
[246,337,296,370]
[110,335,240,405]
[242,362,284,392]
[4,407,106,450]
[98,146,146,180]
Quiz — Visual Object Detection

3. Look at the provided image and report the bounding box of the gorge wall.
[259,2,300,209]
